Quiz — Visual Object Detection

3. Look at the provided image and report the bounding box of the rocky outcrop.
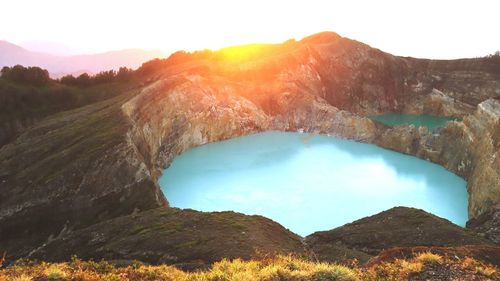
[467,205,500,244]
[464,99,500,217]
[121,76,271,178]
[305,207,493,264]
[397,58,500,117]
[28,208,304,270]
[238,32,500,117]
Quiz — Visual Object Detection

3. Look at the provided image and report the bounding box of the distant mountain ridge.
[0,40,165,78]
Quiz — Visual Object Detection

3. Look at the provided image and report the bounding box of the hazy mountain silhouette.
[0,40,165,78]
[19,40,86,56]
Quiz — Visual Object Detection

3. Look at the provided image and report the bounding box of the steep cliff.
[375,99,500,223]
[121,73,377,180]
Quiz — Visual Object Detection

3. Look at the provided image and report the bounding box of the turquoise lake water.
[159,132,468,236]
[369,114,458,131]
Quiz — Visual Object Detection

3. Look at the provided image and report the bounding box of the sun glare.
[1,0,499,58]
[218,44,273,63]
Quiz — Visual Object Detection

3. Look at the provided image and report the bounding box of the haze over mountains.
[0,40,165,78]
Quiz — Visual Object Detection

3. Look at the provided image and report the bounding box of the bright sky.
[1,0,499,58]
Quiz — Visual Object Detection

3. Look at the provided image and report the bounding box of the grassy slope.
[0,78,138,120]
[0,77,138,148]
[27,208,304,270]
[0,89,134,187]
[0,89,153,261]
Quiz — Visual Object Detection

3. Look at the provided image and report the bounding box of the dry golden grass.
[9,275,32,281]
[0,254,498,281]
[415,252,443,264]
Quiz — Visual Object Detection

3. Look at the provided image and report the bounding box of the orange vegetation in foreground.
[0,253,498,281]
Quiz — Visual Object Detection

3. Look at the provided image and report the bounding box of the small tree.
[136,58,169,76]
[116,67,132,81]
[1,66,10,77]
[93,70,116,84]
[60,74,77,85]
[75,73,91,87]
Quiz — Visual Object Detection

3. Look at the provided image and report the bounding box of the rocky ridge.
[305,207,495,265]
[27,208,305,270]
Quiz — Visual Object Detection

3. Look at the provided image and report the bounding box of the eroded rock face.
[468,205,500,244]
[397,58,500,117]
[121,76,271,179]
[464,100,500,217]
[375,99,500,221]
[121,74,378,180]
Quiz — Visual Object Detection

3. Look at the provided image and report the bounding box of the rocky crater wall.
[1,32,499,262]
[374,99,500,222]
